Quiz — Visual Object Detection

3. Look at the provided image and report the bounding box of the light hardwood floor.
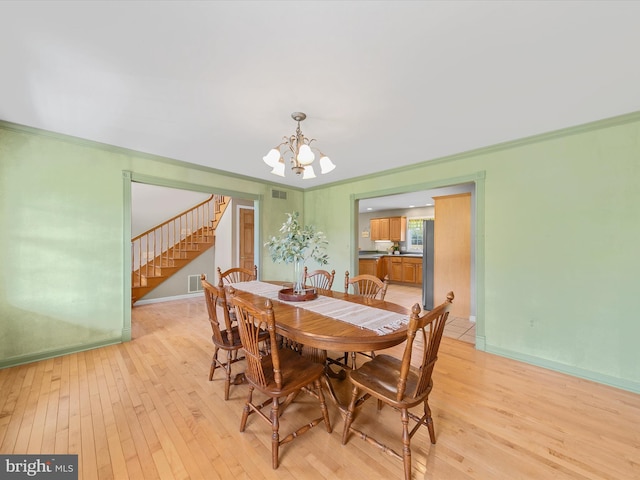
[1,296,639,479]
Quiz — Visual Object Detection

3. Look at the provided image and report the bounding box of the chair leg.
[209,347,219,381]
[240,387,253,432]
[401,408,412,480]
[425,400,436,444]
[271,397,280,469]
[314,378,332,433]
[224,350,232,400]
[341,385,359,444]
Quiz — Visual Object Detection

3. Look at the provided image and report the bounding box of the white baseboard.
[134,292,203,305]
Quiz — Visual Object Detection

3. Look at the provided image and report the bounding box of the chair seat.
[246,348,326,397]
[348,354,433,409]
[212,326,243,349]
[213,326,269,350]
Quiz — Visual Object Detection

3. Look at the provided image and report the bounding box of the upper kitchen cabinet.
[389,216,406,242]
[370,216,405,241]
[370,218,388,241]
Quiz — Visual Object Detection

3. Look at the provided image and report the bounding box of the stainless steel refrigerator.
[422,219,435,310]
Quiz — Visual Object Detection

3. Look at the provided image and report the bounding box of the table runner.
[230,281,410,335]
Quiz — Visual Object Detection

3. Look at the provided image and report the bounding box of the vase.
[293,259,305,294]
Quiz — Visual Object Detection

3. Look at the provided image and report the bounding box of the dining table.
[226,280,413,411]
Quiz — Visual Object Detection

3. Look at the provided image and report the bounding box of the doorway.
[123,172,262,343]
[355,178,482,348]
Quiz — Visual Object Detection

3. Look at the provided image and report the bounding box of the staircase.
[131,194,230,304]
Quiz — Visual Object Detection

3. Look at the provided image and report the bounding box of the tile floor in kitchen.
[384,283,475,344]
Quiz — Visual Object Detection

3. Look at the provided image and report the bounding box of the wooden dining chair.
[217,265,258,324]
[200,274,245,400]
[341,292,454,480]
[228,287,332,469]
[344,271,389,300]
[217,265,257,285]
[303,266,335,290]
[340,271,390,367]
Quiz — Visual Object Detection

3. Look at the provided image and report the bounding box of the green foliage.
[265,212,329,265]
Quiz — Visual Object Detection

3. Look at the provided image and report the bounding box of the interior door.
[239,207,254,271]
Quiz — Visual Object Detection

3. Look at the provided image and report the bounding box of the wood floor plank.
[41,365,61,453]
[1,295,639,479]
[27,357,54,453]
[14,361,45,453]
[0,366,25,450]
[0,363,21,416]
[54,353,70,454]
[77,352,98,480]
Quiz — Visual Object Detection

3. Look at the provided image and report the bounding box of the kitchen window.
[406,217,431,251]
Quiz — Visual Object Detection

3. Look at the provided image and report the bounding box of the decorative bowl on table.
[278,287,318,302]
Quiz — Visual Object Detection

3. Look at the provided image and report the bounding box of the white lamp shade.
[297,144,315,165]
[302,165,316,179]
[319,155,336,174]
[263,148,281,167]
[270,160,286,177]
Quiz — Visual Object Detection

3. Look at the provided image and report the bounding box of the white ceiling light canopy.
[263,112,336,179]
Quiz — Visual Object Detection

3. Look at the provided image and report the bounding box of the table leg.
[301,345,350,416]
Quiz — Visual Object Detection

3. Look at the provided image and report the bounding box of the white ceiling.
[358,184,473,213]
[2,0,640,194]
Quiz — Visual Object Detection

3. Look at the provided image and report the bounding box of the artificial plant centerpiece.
[265,212,329,296]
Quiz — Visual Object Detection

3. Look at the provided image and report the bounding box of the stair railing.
[132,194,228,288]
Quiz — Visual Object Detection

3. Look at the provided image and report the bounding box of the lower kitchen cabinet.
[358,258,378,277]
[401,257,422,284]
[389,257,403,282]
[387,256,422,285]
[359,256,423,285]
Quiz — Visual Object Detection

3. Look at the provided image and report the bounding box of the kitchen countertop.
[359,252,423,259]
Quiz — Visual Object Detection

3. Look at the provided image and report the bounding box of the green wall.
[0,123,301,366]
[2,113,639,394]
[304,113,640,393]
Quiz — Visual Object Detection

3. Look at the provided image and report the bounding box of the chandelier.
[262,112,336,179]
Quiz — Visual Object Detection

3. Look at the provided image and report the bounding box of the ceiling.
[2,1,640,194]
[358,184,473,213]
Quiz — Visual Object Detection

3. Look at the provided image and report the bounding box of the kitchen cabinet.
[358,258,378,277]
[384,255,422,285]
[379,256,389,279]
[370,216,405,241]
[389,216,406,242]
[370,218,390,241]
[370,219,379,241]
[361,255,423,285]
[389,256,403,282]
[360,257,388,280]
[401,257,422,284]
